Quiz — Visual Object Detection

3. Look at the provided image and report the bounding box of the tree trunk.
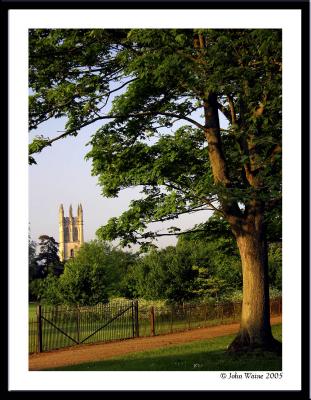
[227,209,281,354]
[202,93,281,354]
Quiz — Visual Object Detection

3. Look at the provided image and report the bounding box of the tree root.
[227,331,282,356]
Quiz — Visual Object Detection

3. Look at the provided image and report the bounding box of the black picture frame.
[2,0,309,396]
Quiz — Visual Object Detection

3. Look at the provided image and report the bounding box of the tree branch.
[29,110,205,155]
[137,228,209,239]
[162,182,222,214]
[105,78,138,97]
[227,95,237,125]
[147,205,215,223]
[217,101,232,122]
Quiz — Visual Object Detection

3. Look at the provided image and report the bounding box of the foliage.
[176,216,243,296]
[29,217,280,306]
[29,239,136,305]
[29,279,44,302]
[53,240,135,306]
[29,233,63,301]
[125,216,240,302]
[29,274,62,304]
[28,234,38,282]
[111,297,168,309]
[36,235,63,278]
[109,249,138,298]
[191,266,227,300]
[126,214,280,303]
[29,29,281,247]
[268,243,282,290]
[128,246,195,303]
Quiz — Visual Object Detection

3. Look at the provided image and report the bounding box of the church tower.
[59,204,84,262]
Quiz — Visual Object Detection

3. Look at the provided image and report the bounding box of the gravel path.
[29,315,282,370]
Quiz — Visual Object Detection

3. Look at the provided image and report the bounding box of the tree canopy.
[29,29,281,247]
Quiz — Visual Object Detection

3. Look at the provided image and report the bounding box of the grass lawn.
[29,303,38,319]
[46,324,282,371]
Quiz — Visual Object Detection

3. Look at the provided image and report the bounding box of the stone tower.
[59,204,84,262]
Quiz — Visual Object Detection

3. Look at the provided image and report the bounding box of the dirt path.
[29,316,282,370]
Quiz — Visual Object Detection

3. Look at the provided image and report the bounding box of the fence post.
[76,307,80,343]
[205,304,208,325]
[36,304,43,353]
[134,300,139,337]
[132,302,135,338]
[149,306,155,336]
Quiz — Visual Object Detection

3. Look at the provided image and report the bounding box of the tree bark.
[227,206,282,354]
[204,93,230,186]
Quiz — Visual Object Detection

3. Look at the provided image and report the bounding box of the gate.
[34,300,138,353]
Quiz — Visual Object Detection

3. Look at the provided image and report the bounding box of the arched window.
[64,226,69,242]
[73,227,78,241]
[70,249,74,258]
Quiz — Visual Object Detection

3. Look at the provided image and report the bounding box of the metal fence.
[138,297,281,337]
[29,300,136,353]
[29,297,282,354]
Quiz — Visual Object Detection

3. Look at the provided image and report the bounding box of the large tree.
[29,29,282,352]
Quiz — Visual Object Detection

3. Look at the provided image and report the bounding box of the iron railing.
[29,297,282,354]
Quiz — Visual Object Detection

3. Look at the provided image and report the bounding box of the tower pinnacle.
[59,204,84,261]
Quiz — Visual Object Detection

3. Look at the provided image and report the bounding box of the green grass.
[46,324,282,371]
[29,303,37,319]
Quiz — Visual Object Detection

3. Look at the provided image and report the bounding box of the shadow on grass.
[48,348,282,372]
[45,324,282,372]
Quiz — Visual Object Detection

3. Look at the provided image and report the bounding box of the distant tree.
[176,215,243,296]
[111,250,138,298]
[268,243,282,291]
[129,246,196,303]
[191,266,227,301]
[40,274,63,304]
[58,240,131,306]
[36,235,63,278]
[29,274,62,304]
[28,233,38,282]
[177,212,281,297]
[29,279,43,303]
